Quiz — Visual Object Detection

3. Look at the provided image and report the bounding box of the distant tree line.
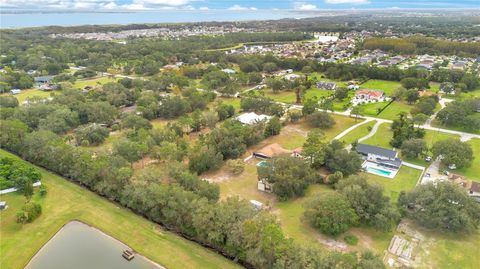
[363,36,480,57]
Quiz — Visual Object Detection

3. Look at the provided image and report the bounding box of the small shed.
[250,200,264,210]
[257,179,273,193]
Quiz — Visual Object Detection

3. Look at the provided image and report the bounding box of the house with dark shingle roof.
[316,81,337,90]
[356,143,402,170]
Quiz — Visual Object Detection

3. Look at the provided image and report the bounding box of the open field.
[362,166,422,202]
[73,76,118,89]
[376,101,412,120]
[2,89,55,104]
[242,114,360,152]
[459,88,480,99]
[0,149,240,269]
[429,82,441,93]
[218,168,393,255]
[360,79,401,96]
[217,97,241,111]
[412,222,480,269]
[402,130,461,166]
[256,88,332,104]
[362,123,393,149]
[358,101,389,116]
[340,120,377,145]
[308,73,349,87]
[456,138,480,182]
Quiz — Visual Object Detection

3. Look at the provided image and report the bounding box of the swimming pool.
[367,167,392,177]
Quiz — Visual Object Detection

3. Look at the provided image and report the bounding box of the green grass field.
[358,101,389,116]
[360,80,401,96]
[274,184,393,255]
[429,82,441,93]
[308,73,349,87]
[456,138,480,182]
[340,120,377,145]
[300,114,361,141]
[2,89,55,104]
[73,77,118,89]
[402,130,461,167]
[362,123,393,149]
[459,88,480,99]
[217,97,241,112]
[420,227,480,269]
[377,101,413,120]
[0,149,240,269]
[362,166,422,202]
[260,88,333,105]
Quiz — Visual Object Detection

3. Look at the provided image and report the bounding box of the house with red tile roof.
[355,89,384,101]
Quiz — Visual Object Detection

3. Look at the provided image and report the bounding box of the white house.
[356,144,402,170]
[354,89,384,102]
[236,112,272,125]
[221,68,236,74]
[10,89,21,94]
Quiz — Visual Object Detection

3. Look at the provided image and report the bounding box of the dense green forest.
[363,36,480,56]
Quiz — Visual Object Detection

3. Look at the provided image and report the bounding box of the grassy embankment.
[0,149,241,269]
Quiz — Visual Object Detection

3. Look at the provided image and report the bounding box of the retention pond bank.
[26,221,163,269]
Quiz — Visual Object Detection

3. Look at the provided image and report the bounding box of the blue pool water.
[367,167,392,176]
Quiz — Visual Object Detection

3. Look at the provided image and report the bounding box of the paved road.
[420,158,445,185]
[327,108,480,142]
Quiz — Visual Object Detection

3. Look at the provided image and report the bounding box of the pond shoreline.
[25,220,165,269]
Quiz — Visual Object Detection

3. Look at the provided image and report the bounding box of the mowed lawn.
[362,166,422,202]
[362,122,393,149]
[73,76,118,89]
[0,149,240,269]
[340,120,377,145]
[403,130,461,166]
[456,138,480,182]
[360,79,401,96]
[217,97,241,112]
[245,114,360,152]
[358,101,413,120]
[376,101,412,120]
[260,88,333,104]
[2,89,55,104]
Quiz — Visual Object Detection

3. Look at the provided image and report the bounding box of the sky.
[0,0,478,11]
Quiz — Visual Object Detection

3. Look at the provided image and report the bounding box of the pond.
[26,221,162,269]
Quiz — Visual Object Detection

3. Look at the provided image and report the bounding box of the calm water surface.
[26,221,160,269]
[0,10,310,28]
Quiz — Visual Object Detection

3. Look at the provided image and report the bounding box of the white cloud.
[198,6,208,10]
[324,0,370,4]
[227,4,257,11]
[294,2,318,10]
[0,0,195,9]
[132,0,192,7]
[0,0,117,9]
[121,3,150,10]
